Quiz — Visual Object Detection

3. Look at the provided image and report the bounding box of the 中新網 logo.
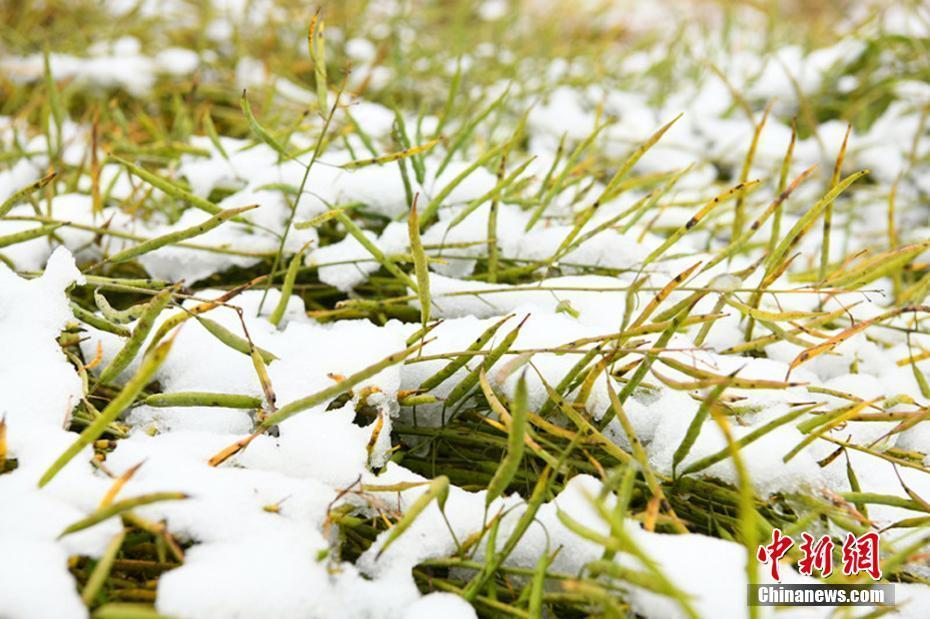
[756,529,881,581]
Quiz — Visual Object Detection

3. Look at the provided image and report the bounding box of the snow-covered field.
[2,0,930,617]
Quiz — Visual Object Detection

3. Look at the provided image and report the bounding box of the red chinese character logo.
[757,528,794,581]
[798,533,834,577]
[841,532,882,580]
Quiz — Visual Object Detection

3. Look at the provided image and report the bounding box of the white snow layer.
[2,1,930,617]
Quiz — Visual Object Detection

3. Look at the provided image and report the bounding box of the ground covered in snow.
[2,0,930,617]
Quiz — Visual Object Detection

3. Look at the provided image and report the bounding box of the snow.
[0,541,88,619]
[0,37,199,96]
[346,38,378,64]
[0,250,120,618]
[404,593,478,619]
[313,223,407,291]
[2,0,930,616]
[0,248,84,428]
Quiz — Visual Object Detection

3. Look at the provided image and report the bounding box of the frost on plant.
[1,0,930,618]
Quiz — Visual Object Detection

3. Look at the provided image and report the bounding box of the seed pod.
[408,199,431,330]
[0,222,63,248]
[418,314,513,392]
[70,303,132,338]
[143,392,262,409]
[444,315,527,407]
[0,171,56,218]
[98,287,173,385]
[258,341,425,430]
[93,290,147,324]
[40,333,177,487]
[484,372,528,506]
[106,205,257,264]
[111,155,223,216]
[269,244,311,327]
[194,314,277,364]
[60,492,187,537]
[376,475,449,559]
